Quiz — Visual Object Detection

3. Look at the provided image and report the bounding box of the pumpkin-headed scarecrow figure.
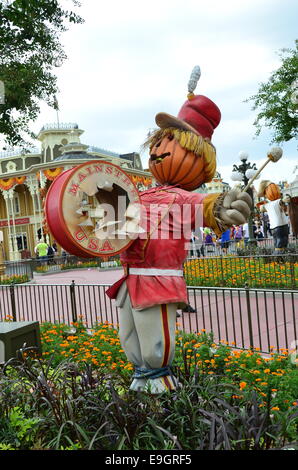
[258,180,289,252]
[106,67,252,393]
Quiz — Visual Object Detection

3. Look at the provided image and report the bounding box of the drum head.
[45,161,141,258]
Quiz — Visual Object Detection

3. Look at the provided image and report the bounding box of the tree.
[0,0,84,148]
[246,40,298,144]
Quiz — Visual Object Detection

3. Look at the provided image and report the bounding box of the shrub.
[0,352,297,450]
[0,323,297,450]
[0,274,29,285]
[184,256,298,288]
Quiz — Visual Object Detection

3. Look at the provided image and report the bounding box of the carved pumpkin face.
[149,134,212,191]
[265,183,281,201]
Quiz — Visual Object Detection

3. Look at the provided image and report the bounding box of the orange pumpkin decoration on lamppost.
[258,180,281,201]
[257,178,289,252]
[265,183,281,201]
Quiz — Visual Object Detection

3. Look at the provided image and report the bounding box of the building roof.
[54,151,100,161]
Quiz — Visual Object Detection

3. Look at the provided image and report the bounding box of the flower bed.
[0,274,30,285]
[40,322,297,413]
[0,321,296,450]
[40,321,131,373]
[184,257,298,289]
[33,259,121,274]
[60,259,121,271]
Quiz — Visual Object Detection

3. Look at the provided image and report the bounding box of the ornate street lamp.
[230,151,259,244]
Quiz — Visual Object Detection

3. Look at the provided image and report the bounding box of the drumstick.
[243,147,283,192]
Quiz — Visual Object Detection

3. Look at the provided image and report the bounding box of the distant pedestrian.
[204,229,214,252]
[234,225,243,240]
[52,241,58,255]
[262,212,270,238]
[62,250,67,262]
[190,231,199,258]
[47,245,55,264]
[220,228,230,254]
[243,223,249,245]
[255,222,264,239]
[34,239,49,264]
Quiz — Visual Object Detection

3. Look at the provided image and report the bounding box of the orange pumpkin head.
[147,128,216,191]
[264,182,281,201]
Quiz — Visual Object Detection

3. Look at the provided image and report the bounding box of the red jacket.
[106,186,211,309]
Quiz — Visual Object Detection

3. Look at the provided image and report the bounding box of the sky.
[31,0,297,187]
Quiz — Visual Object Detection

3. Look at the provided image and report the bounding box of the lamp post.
[230,151,259,245]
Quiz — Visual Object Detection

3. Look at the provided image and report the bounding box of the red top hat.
[155,66,221,140]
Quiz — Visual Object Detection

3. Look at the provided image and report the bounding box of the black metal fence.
[0,254,121,282]
[1,235,297,281]
[185,286,297,353]
[0,281,297,355]
[1,252,298,291]
[190,235,298,257]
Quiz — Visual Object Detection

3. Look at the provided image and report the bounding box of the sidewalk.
[32,267,124,285]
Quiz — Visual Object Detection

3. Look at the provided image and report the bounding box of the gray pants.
[116,282,178,393]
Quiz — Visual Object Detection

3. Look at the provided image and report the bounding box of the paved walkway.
[32,267,124,285]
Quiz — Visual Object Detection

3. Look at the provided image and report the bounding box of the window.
[10,228,28,251]
[8,194,20,216]
[31,193,42,212]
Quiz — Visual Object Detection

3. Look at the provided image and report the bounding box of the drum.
[45,161,141,258]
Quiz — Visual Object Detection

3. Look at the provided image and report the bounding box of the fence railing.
[0,282,297,355]
[190,235,298,257]
[185,285,297,353]
[0,254,121,281]
[1,235,297,280]
[1,252,298,290]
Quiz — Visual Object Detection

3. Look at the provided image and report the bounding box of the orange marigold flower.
[239,381,247,390]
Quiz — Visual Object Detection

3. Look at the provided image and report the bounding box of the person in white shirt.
[258,180,289,252]
[263,199,289,251]
[243,222,249,245]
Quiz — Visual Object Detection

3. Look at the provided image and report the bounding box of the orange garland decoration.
[43,167,64,181]
[129,174,152,187]
[0,175,27,190]
[0,178,16,190]
[15,176,26,185]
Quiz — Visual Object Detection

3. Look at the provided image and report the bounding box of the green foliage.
[40,321,131,372]
[8,406,40,445]
[0,351,297,450]
[184,255,298,289]
[0,443,15,450]
[235,244,298,257]
[0,0,83,147]
[246,40,298,144]
[0,324,297,450]
[0,273,29,284]
[60,259,121,271]
[0,406,40,449]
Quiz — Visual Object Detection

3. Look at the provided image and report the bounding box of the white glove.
[218,190,252,226]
